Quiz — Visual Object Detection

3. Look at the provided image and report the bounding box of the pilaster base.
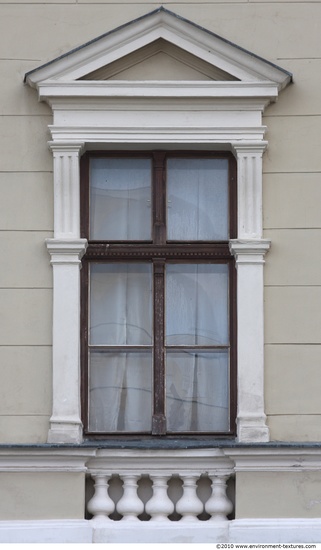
[237,416,270,443]
[47,420,83,444]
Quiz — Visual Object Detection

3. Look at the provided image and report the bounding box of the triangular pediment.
[25,7,291,91]
[80,39,238,82]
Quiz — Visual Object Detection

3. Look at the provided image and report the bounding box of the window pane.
[89,350,152,432]
[166,264,229,346]
[167,158,228,241]
[90,263,152,345]
[90,158,152,240]
[166,350,229,432]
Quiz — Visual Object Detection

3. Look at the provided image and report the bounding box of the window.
[81,151,237,436]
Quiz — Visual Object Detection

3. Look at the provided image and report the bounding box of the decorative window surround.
[25,7,291,444]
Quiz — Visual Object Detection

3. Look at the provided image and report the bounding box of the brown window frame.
[80,150,237,438]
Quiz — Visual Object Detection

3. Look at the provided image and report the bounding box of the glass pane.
[90,158,152,240]
[166,264,229,346]
[90,263,152,345]
[89,350,152,432]
[167,158,228,241]
[166,350,229,432]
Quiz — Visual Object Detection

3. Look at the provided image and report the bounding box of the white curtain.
[166,351,229,432]
[167,158,229,241]
[88,157,153,432]
[88,157,230,433]
[89,263,229,433]
[90,157,152,240]
[165,264,229,432]
[89,351,152,432]
[165,157,230,432]
[89,263,152,432]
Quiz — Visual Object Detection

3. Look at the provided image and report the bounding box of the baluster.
[145,474,174,521]
[205,474,233,522]
[117,474,144,520]
[87,474,114,521]
[176,474,203,521]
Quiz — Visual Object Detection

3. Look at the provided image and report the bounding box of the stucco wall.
[262,14,321,439]
[0,472,85,520]
[0,0,320,444]
[236,471,321,519]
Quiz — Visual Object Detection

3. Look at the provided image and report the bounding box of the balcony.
[85,447,234,541]
[1,445,321,543]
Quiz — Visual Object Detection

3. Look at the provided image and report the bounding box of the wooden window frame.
[80,150,237,438]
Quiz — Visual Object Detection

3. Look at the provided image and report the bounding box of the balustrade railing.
[86,449,234,523]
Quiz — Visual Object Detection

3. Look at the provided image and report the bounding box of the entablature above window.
[25,7,291,138]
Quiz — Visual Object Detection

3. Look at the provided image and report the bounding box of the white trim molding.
[1,518,321,544]
[229,519,321,544]
[25,8,291,444]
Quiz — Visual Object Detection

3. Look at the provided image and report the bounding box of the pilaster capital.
[48,141,85,155]
[46,238,88,265]
[231,140,268,157]
[229,239,271,264]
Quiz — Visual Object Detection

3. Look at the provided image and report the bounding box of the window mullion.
[152,152,166,244]
[152,259,166,435]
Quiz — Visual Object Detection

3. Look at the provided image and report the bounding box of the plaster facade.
[1,0,321,542]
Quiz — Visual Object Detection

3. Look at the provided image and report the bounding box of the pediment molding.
[25,7,291,101]
[23,10,293,153]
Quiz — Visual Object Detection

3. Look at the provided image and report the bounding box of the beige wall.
[0,472,85,520]
[260,2,321,439]
[236,471,321,519]
[0,0,320,443]
[262,12,321,438]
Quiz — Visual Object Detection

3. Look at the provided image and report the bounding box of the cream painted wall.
[262,20,321,438]
[0,0,320,445]
[236,471,321,519]
[0,472,85,520]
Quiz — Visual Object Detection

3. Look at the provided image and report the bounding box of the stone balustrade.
[86,449,234,523]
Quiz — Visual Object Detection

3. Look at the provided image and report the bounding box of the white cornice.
[37,80,279,101]
[0,449,95,472]
[0,447,320,474]
[48,126,267,144]
[226,448,321,472]
[48,98,271,113]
